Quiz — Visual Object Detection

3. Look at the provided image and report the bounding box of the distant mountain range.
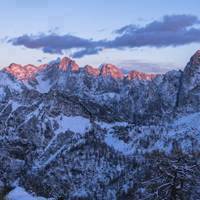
[1,50,200,199]
[4,57,158,81]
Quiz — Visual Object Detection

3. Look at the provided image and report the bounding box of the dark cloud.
[37,59,43,63]
[37,57,47,63]
[8,34,94,53]
[109,14,200,48]
[42,47,63,54]
[116,15,199,34]
[7,15,200,58]
[71,47,103,58]
[115,24,138,34]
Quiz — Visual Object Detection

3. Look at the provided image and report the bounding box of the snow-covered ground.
[5,187,54,200]
[105,132,134,155]
[97,112,200,156]
[54,114,91,134]
[173,112,200,130]
[0,72,22,92]
[96,121,128,130]
[35,74,52,93]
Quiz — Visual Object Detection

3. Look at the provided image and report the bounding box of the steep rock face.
[0,70,23,101]
[59,57,79,72]
[23,64,38,76]
[156,70,182,111]
[179,50,200,111]
[0,51,200,199]
[84,65,100,76]
[4,63,47,81]
[2,56,192,123]
[5,63,37,80]
[100,64,124,79]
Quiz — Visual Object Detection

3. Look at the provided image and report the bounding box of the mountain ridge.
[0,50,200,199]
[2,56,159,81]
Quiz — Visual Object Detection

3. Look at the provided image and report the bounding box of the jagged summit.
[3,50,200,84]
[84,65,100,76]
[59,56,79,72]
[189,50,200,66]
[0,50,200,199]
[5,63,38,80]
[100,63,124,79]
[3,57,79,80]
[178,50,200,107]
[183,50,200,78]
[3,57,160,81]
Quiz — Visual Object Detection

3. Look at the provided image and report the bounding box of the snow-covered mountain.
[0,51,200,199]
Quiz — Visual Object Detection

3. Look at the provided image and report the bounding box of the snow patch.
[35,75,52,93]
[5,187,53,200]
[105,133,133,155]
[173,112,200,130]
[72,188,88,198]
[96,121,128,130]
[0,87,6,100]
[11,101,21,111]
[55,115,91,134]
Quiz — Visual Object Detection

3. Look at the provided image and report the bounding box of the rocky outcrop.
[179,50,200,112]
[4,63,38,80]
[0,50,200,199]
[59,57,79,72]
[100,64,124,79]
[84,65,100,76]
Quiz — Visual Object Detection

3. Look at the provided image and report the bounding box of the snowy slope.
[5,187,53,200]
[0,50,200,199]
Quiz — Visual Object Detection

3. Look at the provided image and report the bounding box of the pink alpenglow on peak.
[84,65,100,76]
[5,63,39,80]
[3,56,160,82]
[59,57,79,72]
[127,70,158,80]
[100,64,124,79]
[38,63,48,71]
[23,64,38,78]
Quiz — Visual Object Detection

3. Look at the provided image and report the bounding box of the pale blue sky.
[1,0,200,72]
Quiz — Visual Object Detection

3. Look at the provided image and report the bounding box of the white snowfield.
[35,74,52,93]
[173,112,200,130]
[98,112,200,156]
[5,187,54,200]
[105,133,134,155]
[54,115,91,134]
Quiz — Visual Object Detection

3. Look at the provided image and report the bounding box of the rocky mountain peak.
[5,63,38,80]
[0,50,200,199]
[59,57,79,72]
[84,65,100,76]
[179,50,200,108]
[127,70,158,80]
[100,64,124,79]
[189,50,200,66]
[183,50,200,77]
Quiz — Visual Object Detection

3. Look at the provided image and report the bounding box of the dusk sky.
[1,0,200,72]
